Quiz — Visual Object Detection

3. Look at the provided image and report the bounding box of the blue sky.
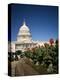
[9,4,58,41]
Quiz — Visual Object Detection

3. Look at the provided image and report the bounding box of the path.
[11,58,39,76]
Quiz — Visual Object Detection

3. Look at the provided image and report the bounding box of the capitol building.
[8,21,50,52]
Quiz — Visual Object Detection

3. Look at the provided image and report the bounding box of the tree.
[47,39,58,73]
[53,39,58,73]
[49,38,54,46]
[15,50,22,55]
[24,50,32,59]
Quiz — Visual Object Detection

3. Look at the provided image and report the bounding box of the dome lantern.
[20,20,29,31]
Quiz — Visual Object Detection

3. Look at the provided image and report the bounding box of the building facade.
[8,21,50,52]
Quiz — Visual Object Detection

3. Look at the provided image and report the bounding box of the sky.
[9,3,58,41]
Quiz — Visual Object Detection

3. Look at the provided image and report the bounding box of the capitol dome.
[17,20,32,42]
